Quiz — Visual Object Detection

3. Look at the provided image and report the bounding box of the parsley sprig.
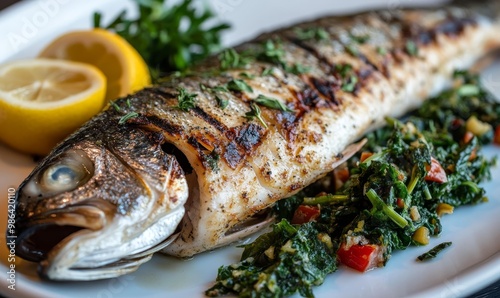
[94,0,230,76]
[245,102,268,128]
[174,87,197,111]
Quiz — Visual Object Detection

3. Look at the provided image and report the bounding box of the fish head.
[13,127,188,280]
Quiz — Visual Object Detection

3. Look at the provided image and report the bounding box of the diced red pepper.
[291,205,320,224]
[494,125,500,145]
[425,157,448,183]
[337,243,380,272]
[360,152,373,162]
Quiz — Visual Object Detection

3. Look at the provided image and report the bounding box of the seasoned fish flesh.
[10,0,500,280]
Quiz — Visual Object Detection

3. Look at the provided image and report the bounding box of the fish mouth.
[16,204,108,263]
[15,199,185,281]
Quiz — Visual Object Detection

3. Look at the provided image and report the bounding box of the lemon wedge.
[0,58,106,155]
[39,28,151,101]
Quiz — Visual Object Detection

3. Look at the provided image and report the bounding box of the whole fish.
[11,0,500,281]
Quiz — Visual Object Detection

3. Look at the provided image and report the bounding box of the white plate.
[0,0,499,297]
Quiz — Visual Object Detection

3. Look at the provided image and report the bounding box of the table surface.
[0,1,498,297]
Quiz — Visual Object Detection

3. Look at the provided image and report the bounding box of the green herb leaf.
[294,27,329,41]
[245,102,267,128]
[345,44,359,56]
[118,112,139,124]
[206,150,220,172]
[377,47,387,55]
[95,0,230,74]
[350,33,370,44]
[259,40,286,66]
[219,48,253,70]
[417,242,452,261]
[285,63,311,75]
[175,87,197,111]
[341,75,358,92]
[254,94,294,112]
[216,96,229,109]
[335,64,353,77]
[405,40,419,57]
[261,67,275,76]
[239,72,256,79]
[109,100,121,112]
[227,79,253,93]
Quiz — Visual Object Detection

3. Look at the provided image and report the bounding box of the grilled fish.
[11,0,500,280]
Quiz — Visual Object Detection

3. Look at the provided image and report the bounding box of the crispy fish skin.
[11,0,500,280]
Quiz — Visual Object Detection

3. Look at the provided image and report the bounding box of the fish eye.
[38,149,94,195]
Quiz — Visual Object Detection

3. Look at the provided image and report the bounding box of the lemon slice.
[39,28,151,101]
[0,58,106,155]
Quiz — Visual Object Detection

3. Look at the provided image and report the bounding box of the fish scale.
[10,0,500,280]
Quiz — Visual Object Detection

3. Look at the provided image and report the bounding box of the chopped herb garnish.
[213,85,229,93]
[261,67,275,76]
[216,96,229,109]
[118,112,139,124]
[226,79,254,93]
[285,63,311,74]
[341,75,358,92]
[126,98,131,108]
[417,242,452,261]
[174,87,197,111]
[377,47,387,55]
[245,102,267,128]
[336,64,358,93]
[294,27,329,41]
[109,100,121,112]
[94,0,230,75]
[345,44,359,56]
[239,72,256,79]
[206,150,220,172]
[336,63,353,77]
[201,84,230,109]
[219,48,253,70]
[259,40,287,66]
[350,33,370,44]
[405,40,419,57]
[254,94,294,112]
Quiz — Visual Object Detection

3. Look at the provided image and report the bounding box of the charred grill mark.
[129,115,184,137]
[223,141,243,169]
[191,106,228,134]
[142,87,177,101]
[295,86,328,109]
[311,77,342,106]
[434,17,477,38]
[235,124,265,151]
[399,17,477,57]
[357,52,380,74]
